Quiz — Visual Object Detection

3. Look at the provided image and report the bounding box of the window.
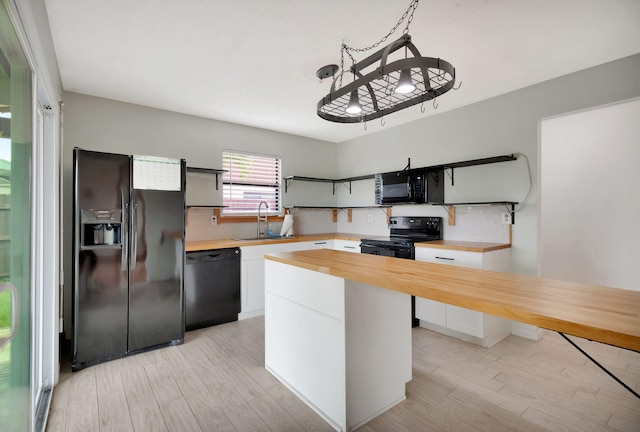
[222,151,281,215]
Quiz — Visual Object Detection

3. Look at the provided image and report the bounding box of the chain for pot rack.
[337,0,420,91]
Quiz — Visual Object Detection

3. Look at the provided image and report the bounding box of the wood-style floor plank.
[47,318,640,432]
[144,362,183,406]
[129,400,168,432]
[94,360,124,398]
[215,388,271,431]
[216,358,266,401]
[194,405,237,432]
[266,384,335,432]
[65,369,99,432]
[118,354,155,409]
[44,407,66,432]
[98,389,134,432]
[249,393,305,431]
[160,397,203,432]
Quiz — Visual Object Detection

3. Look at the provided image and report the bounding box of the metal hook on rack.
[435,59,446,82]
[453,80,462,90]
[433,97,438,110]
[420,101,426,113]
[381,115,385,126]
[384,74,393,95]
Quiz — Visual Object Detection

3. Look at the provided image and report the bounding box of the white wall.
[539,98,640,290]
[337,54,640,276]
[61,92,338,336]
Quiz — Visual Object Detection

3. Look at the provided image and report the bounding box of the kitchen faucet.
[257,201,269,238]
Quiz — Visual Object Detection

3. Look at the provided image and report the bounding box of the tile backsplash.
[187,205,511,244]
[337,206,511,243]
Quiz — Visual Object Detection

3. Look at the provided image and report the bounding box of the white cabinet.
[333,239,361,253]
[415,247,511,347]
[239,240,334,319]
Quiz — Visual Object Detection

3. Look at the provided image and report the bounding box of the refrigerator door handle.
[130,197,138,269]
[121,189,128,271]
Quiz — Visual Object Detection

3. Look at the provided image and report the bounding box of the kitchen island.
[264,249,640,431]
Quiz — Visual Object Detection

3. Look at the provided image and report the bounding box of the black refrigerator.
[72,148,186,370]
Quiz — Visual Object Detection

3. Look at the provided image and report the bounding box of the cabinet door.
[446,305,483,337]
[415,298,446,326]
[333,240,361,253]
[242,258,265,314]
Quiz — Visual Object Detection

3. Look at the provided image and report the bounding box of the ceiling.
[44,0,640,143]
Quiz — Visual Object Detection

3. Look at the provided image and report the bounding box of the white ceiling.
[44,0,640,143]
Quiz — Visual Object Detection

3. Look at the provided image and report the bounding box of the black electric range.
[360,216,442,257]
[360,216,443,326]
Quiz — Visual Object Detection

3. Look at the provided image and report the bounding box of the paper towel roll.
[280,214,294,236]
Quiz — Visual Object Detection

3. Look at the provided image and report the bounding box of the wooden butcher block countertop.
[186,232,363,252]
[415,240,511,252]
[265,249,640,352]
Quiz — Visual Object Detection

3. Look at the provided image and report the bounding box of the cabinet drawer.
[415,248,483,269]
[333,240,361,253]
[301,240,334,250]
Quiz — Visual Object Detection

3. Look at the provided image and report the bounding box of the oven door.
[360,243,414,260]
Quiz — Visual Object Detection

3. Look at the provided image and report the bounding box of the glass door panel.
[0,1,34,430]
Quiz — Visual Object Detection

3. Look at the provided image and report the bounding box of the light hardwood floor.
[46,317,640,432]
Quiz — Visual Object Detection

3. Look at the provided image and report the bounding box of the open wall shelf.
[283,155,520,225]
[186,166,227,190]
[284,205,392,223]
[285,154,517,193]
[434,155,517,186]
[284,174,374,194]
[439,201,518,225]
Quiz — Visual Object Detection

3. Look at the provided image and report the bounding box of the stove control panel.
[388,216,442,230]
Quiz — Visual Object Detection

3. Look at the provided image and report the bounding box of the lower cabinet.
[239,240,335,319]
[415,247,512,347]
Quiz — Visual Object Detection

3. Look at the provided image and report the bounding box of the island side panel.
[265,259,347,431]
[345,281,411,430]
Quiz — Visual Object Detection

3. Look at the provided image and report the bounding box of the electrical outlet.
[367,214,373,223]
[210,215,217,225]
[501,212,511,225]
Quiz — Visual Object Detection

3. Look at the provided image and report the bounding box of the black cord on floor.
[557,332,640,400]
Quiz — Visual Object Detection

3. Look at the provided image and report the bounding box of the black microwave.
[374,168,444,205]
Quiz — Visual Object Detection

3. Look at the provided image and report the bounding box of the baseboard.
[510,321,542,341]
[238,309,264,320]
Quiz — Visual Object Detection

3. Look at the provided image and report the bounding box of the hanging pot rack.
[317,33,456,123]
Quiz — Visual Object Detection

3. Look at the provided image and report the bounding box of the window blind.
[222,151,281,214]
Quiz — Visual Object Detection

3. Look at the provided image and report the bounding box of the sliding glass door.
[0,1,34,430]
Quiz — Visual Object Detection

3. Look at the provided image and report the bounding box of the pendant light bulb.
[346,90,363,114]
[395,69,415,94]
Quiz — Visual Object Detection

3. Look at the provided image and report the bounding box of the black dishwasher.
[184,248,241,331]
